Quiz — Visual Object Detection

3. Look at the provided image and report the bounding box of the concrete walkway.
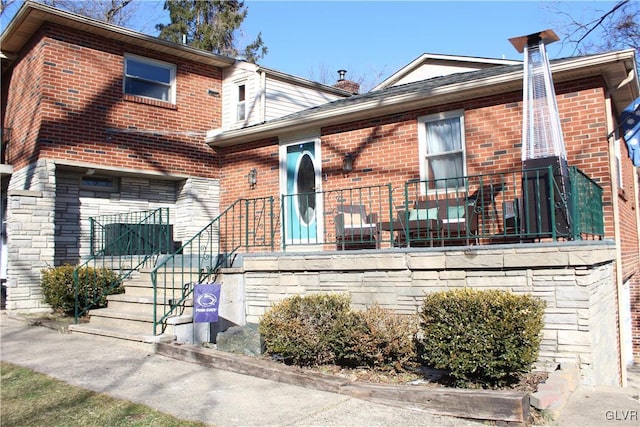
[1,312,638,427]
[547,363,639,427]
[0,313,483,427]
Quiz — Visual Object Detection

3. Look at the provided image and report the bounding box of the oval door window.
[297,153,316,225]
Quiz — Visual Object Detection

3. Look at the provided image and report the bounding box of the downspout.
[605,68,635,386]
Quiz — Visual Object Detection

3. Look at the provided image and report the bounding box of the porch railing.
[570,167,604,238]
[282,167,603,249]
[400,165,604,246]
[89,208,173,256]
[150,197,275,336]
[281,184,393,250]
[74,208,171,322]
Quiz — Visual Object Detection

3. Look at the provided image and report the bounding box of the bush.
[259,295,419,371]
[41,264,123,315]
[344,305,419,372]
[258,293,359,367]
[416,288,546,387]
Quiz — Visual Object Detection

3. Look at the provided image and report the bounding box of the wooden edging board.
[155,342,529,424]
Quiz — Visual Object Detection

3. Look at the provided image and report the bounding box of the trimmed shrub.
[416,288,546,387]
[344,305,419,372]
[41,264,123,315]
[258,293,359,367]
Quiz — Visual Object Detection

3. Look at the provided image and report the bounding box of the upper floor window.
[236,83,246,121]
[124,54,176,103]
[418,110,466,192]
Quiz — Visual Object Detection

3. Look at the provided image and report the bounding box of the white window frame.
[417,110,467,195]
[123,54,176,103]
[236,81,247,122]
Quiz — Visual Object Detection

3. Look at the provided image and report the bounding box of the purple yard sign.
[193,282,221,323]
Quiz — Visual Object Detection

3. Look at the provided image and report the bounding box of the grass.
[0,362,209,427]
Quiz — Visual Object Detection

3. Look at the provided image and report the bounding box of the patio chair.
[394,200,440,247]
[437,197,480,245]
[335,205,379,250]
[499,198,525,243]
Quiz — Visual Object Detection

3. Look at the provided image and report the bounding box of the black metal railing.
[570,167,604,239]
[150,197,275,336]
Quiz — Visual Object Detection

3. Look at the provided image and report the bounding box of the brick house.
[0,2,351,308]
[1,2,639,386]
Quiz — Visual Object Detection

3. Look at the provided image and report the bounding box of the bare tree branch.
[570,0,630,55]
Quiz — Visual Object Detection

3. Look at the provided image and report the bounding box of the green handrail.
[73,208,170,323]
[150,197,274,336]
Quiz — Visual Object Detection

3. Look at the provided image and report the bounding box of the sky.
[0,1,622,87]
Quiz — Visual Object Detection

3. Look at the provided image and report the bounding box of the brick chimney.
[334,69,359,94]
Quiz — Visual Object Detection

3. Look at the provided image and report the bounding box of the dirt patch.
[14,312,85,333]
[298,361,548,393]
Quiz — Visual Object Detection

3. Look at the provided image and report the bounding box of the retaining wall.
[220,242,620,386]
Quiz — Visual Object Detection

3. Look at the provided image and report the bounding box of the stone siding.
[231,243,620,386]
[6,160,56,311]
[5,162,220,310]
[175,177,221,243]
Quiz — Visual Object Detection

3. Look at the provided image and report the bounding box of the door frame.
[279,133,323,247]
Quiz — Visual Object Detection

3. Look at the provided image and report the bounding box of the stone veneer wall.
[175,177,221,244]
[232,242,620,386]
[5,161,220,311]
[6,160,56,311]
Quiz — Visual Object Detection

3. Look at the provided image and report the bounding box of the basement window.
[81,175,119,192]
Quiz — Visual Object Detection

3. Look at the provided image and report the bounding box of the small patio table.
[380,218,440,247]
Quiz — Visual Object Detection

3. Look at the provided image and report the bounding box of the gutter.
[207,50,637,148]
[1,1,235,68]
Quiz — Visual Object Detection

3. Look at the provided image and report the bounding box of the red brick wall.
[618,150,640,281]
[218,74,639,356]
[618,139,640,359]
[220,76,618,235]
[3,23,222,178]
[2,31,46,169]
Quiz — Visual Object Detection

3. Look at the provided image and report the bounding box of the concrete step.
[88,305,194,332]
[73,260,226,345]
[105,295,193,314]
[123,284,191,298]
[84,256,157,272]
[108,294,194,305]
[68,323,175,343]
